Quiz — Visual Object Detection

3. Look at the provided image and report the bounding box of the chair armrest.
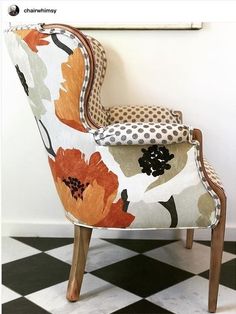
[107,105,182,124]
[94,122,192,146]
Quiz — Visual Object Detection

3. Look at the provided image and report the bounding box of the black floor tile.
[223,242,236,255]
[197,241,236,255]
[2,297,50,314]
[92,254,194,298]
[12,237,74,251]
[103,239,176,253]
[2,253,70,295]
[111,299,174,313]
[200,258,236,290]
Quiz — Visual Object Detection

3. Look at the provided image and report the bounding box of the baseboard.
[2,221,236,241]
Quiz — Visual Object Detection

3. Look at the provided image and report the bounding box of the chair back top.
[5,23,108,133]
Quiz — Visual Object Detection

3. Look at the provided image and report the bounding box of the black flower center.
[63,176,89,200]
[138,145,174,177]
[15,64,29,96]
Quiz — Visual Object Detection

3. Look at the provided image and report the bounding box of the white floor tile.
[1,285,21,304]
[1,237,40,264]
[26,273,141,314]
[144,241,235,274]
[46,238,138,272]
[147,276,236,314]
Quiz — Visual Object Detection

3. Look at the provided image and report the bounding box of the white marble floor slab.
[1,237,40,264]
[1,285,21,304]
[46,238,138,272]
[144,240,235,274]
[26,273,141,314]
[147,276,236,314]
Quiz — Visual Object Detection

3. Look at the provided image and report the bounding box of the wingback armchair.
[5,23,226,313]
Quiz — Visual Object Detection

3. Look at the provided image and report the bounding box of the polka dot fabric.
[86,36,108,127]
[107,105,181,124]
[94,122,192,146]
[203,158,224,190]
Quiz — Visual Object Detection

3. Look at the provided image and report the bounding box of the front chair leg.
[186,229,194,249]
[67,225,92,302]
[208,215,225,313]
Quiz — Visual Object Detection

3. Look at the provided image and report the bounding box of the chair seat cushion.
[94,122,192,146]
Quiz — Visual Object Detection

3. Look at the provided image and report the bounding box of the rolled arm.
[94,122,192,146]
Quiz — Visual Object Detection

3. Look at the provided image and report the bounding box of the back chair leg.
[208,213,226,313]
[67,225,92,302]
[186,229,194,249]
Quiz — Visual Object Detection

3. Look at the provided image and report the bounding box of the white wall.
[2,22,236,239]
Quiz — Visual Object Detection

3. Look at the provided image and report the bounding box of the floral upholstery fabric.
[107,105,182,124]
[5,23,222,230]
[94,123,192,146]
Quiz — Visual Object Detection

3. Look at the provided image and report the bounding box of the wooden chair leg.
[186,229,194,249]
[66,225,92,302]
[208,212,226,313]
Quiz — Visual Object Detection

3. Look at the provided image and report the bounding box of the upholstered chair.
[5,23,226,313]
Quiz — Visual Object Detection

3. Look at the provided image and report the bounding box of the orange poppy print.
[16,29,49,52]
[54,48,87,132]
[49,148,135,228]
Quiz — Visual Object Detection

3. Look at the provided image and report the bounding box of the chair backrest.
[5,23,183,133]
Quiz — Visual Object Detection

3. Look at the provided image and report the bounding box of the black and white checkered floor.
[2,237,236,314]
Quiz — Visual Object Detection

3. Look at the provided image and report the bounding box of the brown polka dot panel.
[203,158,224,190]
[94,122,192,146]
[86,36,108,127]
[107,105,182,125]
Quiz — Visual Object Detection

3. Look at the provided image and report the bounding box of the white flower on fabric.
[5,32,51,119]
[5,32,34,86]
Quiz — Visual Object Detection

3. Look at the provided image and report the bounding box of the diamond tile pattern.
[103,239,176,253]
[91,254,193,297]
[2,237,40,264]
[2,237,236,314]
[2,297,51,314]
[13,237,74,251]
[2,253,71,295]
[111,299,174,313]
[200,258,236,290]
[147,276,236,314]
[197,240,236,255]
[144,241,235,274]
[46,238,138,272]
